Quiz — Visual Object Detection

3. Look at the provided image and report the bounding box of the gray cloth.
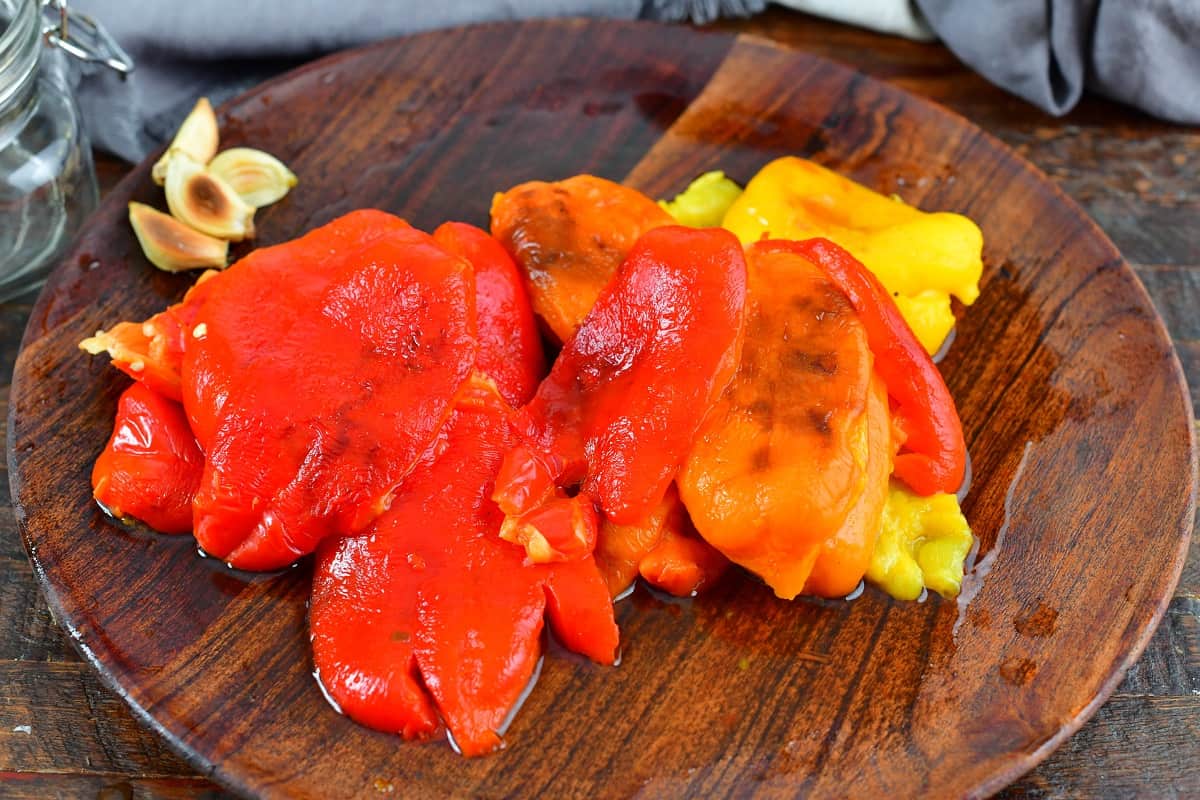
[916,0,1200,124]
[73,0,1198,162]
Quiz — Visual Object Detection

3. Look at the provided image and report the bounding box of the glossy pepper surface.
[490,175,672,343]
[310,235,615,754]
[79,275,213,402]
[432,222,545,406]
[679,242,891,599]
[310,380,618,756]
[721,156,983,354]
[493,225,747,558]
[92,382,204,535]
[182,210,477,569]
[758,238,966,496]
[490,179,733,594]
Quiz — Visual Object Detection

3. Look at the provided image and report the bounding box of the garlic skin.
[164,155,256,241]
[152,98,219,186]
[128,201,229,272]
[209,147,297,208]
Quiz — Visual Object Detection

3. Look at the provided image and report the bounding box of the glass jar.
[0,0,97,302]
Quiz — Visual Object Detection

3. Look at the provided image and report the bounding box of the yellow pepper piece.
[658,171,743,228]
[866,482,975,601]
[720,156,983,354]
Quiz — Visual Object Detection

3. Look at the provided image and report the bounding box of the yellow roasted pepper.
[658,171,743,228]
[867,483,974,600]
[720,157,983,354]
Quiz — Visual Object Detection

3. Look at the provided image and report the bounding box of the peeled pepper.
[867,482,975,600]
[182,210,478,570]
[679,241,892,599]
[490,174,672,343]
[311,223,616,755]
[92,382,204,535]
[432,222,545,406]
[492,225,747,562]
[721,157,983,354]
[310,378,618,756]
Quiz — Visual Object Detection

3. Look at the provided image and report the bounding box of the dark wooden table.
[1,9,1196,798]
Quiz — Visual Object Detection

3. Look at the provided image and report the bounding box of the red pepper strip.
[91,382,204,534]
[755,238,966,495]
[494,225,747,545]
[182,210,477,569]
[433,222,546,407]
[310,380,618,756]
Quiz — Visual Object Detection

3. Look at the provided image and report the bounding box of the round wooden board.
[9,19,1196,800]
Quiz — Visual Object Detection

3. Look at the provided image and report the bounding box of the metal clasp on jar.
[40,0,134,76]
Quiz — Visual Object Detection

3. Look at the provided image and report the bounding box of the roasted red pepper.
[79,279,209,402]
[492,225,747,561]
[755,238,966,495]
[182,210,477,569]
[92,382,204,534]
[311,380,617,755]
[432,222,545,406]
[310,231,615,755]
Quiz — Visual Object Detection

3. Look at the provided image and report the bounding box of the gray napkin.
[73,0,1198,162]
[917,0,1200,124]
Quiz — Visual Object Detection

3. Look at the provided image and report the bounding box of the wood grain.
[5,16,1197,800]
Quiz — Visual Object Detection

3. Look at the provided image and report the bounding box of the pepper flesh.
[92,382,204,534]
[757,238,966,496]
[490,175,673,343]
[311,380,618,756]
[310,233,615,754]
[432,222,545,406]
[635,500,730,597]
[491,183,733,590]
[679,243,891,599]
[79,274,214,402]
[721,156,983,354]
[182,210,477,569]
[493,225,747,558]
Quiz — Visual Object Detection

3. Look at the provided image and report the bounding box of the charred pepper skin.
[490,175,673,344]
[182,210,478,570]
[678,242,891,600]
[92,382,204,535]
[757,238,967,496]
[493,225,748,560]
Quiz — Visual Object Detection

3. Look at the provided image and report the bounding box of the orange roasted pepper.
[679,241,893,599]
[490,174,672,343]
[759,238,966,496]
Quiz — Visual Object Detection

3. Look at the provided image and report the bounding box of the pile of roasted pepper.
[82,156,982,755]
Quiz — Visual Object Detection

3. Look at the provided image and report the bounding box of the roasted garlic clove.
[128,201,229,272]
[152,98,219,185]
[164,155,256,241]
[208,147,297,208]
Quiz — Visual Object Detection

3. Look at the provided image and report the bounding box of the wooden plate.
[10,20,1195,799]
